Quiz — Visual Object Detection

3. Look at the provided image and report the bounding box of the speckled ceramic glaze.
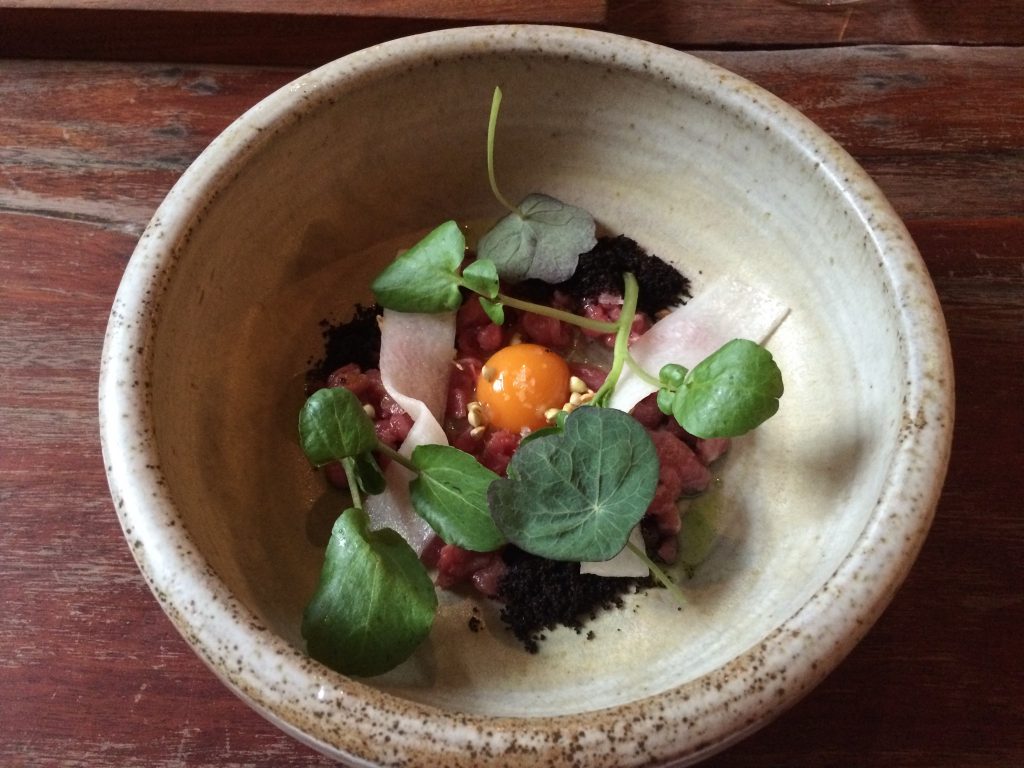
[99,25,953,767]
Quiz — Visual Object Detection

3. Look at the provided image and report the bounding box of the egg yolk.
[476,343,571,433]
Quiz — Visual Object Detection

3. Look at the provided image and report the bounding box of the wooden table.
[2,2,1021,765]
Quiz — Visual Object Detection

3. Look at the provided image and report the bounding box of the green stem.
[625,352,664,389]
[341,457,363,509]
[592,272,640,405]
[486,87,522,217]
[496,292,619,334]
[625,540,687,607]
[376,443,418,474]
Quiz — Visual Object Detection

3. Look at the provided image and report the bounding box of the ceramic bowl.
[99,25,953,767]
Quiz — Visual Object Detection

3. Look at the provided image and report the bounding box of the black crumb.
[496,547,649,654]
[468,615,483,633]
[308,304,382,382]
[558,235,691,316]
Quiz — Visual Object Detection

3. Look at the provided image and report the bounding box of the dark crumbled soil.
[496,547,650,653]
[309,303,382,382]
[558,235,691,316]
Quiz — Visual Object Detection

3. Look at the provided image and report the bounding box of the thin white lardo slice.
[607,276,790,415]
[579,526,647,577]
[364,309,455,554]
[585,278,789,578]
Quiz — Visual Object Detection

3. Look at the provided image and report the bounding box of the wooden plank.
[0,1,1022,65]
[0,0,607,22]
[701,46,1024,156]
[609,0,1024,46]
[0,62,300,231]
[0,8,459,67]
[700,46,1024,220]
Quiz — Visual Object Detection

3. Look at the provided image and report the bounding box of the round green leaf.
[371,220,466,312]
[351,452,386,495]
[299,387,378,465]
[478,297,505,326]
[461,258,499,299]
[674,339,784,438]
[409,445,505,552]
[488,407,659,561]
[477,193,596,284]
[302,508,437,677]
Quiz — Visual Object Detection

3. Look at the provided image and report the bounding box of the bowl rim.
[98,24,954,767]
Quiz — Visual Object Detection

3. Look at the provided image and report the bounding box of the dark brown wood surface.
[1,2,1022,766]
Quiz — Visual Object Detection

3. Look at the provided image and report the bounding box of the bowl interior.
[106,27,949,744]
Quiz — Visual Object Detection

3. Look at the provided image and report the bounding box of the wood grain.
[1,41,1022,768]
[610,0,1024,47]
[0,0,1022,65]
[0,0,607,19]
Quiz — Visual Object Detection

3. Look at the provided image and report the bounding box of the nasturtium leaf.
[479,297,505,326]
[518,408,569,447]
[488,406,659,561]
[409,445,505,552]
[461,258,499,299]
[299,387,378,465]
[477,193,597,284]
[518,423,559,447]
[301,508,437,677]
[371,220,466,312]
[671,339,783,438]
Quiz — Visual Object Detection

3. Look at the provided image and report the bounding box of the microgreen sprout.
[477,87,597,283]
[486,87,521,217]
[591,272,640,407]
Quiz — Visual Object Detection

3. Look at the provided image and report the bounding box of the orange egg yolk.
[476,343,571,433]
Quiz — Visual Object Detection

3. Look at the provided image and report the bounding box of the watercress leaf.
[352,452,386,496]
[409,445,505,552]
[461,259,499,299]
[479,297,505,326]
[477,193,597,284]
[659,363,688,389]
[371,220,466,312]
[656,387,675,416]
[656,364,688,415]
[672,339,784,438]
[489,407,659,561]
[299,387,378,465]
[301,508,437,677]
